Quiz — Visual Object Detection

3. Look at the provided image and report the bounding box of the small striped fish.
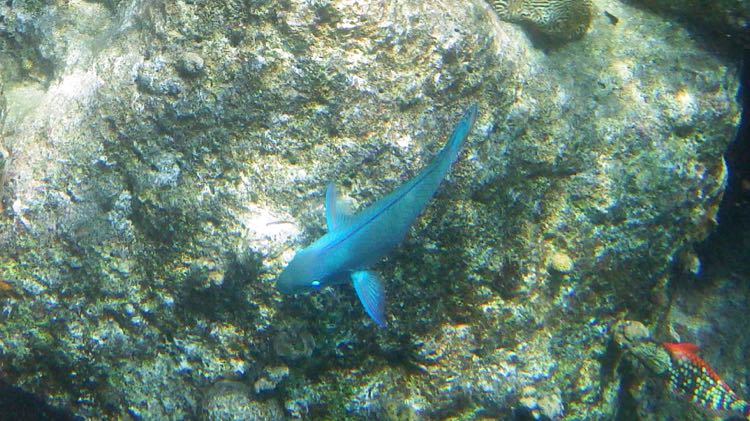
[486,0,593,40]
[662,342,750,419]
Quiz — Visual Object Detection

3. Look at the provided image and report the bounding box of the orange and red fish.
[662,342,750,419]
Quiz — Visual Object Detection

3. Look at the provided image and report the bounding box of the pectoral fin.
[325,182,354,231]
[352,271,386,327]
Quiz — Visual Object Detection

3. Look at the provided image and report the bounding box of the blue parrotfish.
[276,104,478,327]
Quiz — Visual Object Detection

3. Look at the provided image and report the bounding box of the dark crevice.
[0,379,80,421]
[695,49,750,279]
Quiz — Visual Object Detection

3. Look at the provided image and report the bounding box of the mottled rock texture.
[0,0,741,419]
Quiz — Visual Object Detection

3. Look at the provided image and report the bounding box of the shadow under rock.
[177,252,263,324]
[695,49,750,281]
[0,379,81,421]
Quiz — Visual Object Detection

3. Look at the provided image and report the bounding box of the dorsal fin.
[325,182,354,231]
[663,342,700,354]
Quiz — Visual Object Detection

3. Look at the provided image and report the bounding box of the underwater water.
[0,0,748,420]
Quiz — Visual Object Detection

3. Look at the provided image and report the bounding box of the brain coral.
[488,0,594,41]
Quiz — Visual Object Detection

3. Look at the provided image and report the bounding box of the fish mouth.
[275,276,298,294]
[276,270,313,294]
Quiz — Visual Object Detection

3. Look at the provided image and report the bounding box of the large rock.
[0,0,740,419]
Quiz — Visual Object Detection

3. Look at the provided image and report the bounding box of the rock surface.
[0,0,741,419]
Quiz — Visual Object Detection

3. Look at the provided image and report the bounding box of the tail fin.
[438,103,478,165]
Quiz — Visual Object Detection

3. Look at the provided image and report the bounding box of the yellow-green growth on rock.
[488,0,593,41]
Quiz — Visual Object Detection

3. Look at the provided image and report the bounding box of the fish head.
[276,248,324,294]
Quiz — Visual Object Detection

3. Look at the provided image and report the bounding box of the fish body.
[276,104,478,326]
[662,342,750,419]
